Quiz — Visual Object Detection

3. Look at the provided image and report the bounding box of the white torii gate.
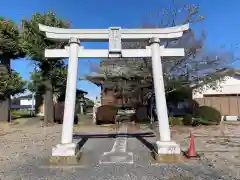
[39,24,189,157]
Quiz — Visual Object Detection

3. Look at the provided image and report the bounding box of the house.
[193,71,240,120]
[11,94,35,110]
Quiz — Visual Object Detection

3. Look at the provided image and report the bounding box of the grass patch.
[11,110,35,120]
[169,117,183,126]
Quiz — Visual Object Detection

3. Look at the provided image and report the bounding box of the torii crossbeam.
[45,46,184,58]
[39,23,189,160]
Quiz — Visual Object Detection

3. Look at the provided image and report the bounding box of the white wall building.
[193,74,240,121]
[20,99,35,106]
[193,75,240,98]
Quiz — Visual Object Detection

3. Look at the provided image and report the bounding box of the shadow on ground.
[136,136,155,151]
[73,132,156,152]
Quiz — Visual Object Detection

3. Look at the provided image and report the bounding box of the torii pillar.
[149,38,180,156]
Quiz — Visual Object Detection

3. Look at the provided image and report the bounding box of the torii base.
[152,141,184,163]
[48,152,82,166]
[52,143,78,156]
[49,143,82,165]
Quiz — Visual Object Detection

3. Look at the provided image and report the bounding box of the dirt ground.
[168,122,240,178]
[1,118,240,178]
[136,121,240,178]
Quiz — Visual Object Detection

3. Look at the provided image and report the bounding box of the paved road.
[2,123,237,180]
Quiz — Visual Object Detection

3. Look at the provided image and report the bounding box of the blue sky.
[1,0,240,99]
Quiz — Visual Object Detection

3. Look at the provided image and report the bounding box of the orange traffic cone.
[184,133,200,159]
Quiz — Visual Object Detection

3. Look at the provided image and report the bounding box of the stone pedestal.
[48,143,82,166]
[92,102,100,124]
[154,141,181,154]
[52,143,77,157]
[153,141,183,163]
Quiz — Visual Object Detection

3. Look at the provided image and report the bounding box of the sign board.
[108,27,122,53]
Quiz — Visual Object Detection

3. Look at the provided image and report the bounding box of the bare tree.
[86,1,236,107]
[119,2,235,95]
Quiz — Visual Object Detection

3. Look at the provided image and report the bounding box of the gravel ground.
[153,122,240,179]
[0,121,239,180]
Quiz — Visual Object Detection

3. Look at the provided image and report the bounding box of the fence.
[194,96,240,116]
[0,99,9,121]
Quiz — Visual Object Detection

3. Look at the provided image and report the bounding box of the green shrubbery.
[194,106,221,125]
[169,106,221,126]
[169,117,183,126]
[182,114,193,126]
[11,110,34,119]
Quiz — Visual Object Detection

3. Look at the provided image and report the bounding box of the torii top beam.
[39,24,189,42]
